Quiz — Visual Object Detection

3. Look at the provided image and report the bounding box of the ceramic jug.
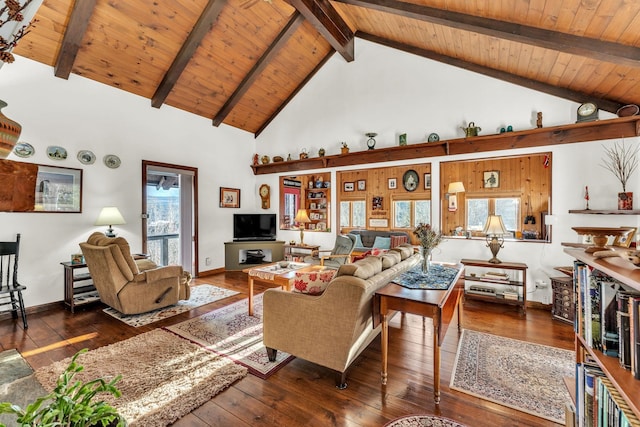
[461,122,481,137]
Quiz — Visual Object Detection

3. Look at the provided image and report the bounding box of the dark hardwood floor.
[0,272,575,426]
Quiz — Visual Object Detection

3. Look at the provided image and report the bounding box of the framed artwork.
[34,165,83,213]
[344,182,355,192]
[424,173,432,189]
[388,178,397,189]
[357,180,366,191]
[483,171,500,188]
[372,196,383,210]
[398,133,407,146]
[613,227,637,247]
[220,187,240,208]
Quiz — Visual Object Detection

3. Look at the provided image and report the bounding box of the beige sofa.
[80,232,191,315]
[263,244,419,388]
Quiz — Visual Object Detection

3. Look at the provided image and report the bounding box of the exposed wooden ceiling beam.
[255,49,336,138]
[335,0,640,67]
[151,0,227,109]
[357,32,624,114]
[212,12,305,127]
[288,0,354,62]
[54,0,97,79]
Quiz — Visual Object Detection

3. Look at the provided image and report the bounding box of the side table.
[61,262,99,313]
[284,244,320,262]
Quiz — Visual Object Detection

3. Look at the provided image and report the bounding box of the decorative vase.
[420,247,432,274]
[341,147,349,154]
[618,192,633,210]
[0,100,22,159]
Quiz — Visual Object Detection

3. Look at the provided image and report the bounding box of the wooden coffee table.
[242,263,322,315]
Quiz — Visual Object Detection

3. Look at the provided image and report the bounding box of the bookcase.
[565,248,640,425]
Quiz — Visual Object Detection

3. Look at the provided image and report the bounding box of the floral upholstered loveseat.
[262,244,419,388]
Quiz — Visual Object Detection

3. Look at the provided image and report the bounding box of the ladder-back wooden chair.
[0,234,27,329]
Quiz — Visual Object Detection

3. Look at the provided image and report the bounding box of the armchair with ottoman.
[263,244,419,388]
[80,232,191,315]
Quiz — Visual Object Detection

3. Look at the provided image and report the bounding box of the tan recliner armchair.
[80,232,191,315]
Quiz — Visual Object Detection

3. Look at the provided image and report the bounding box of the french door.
[142,161,198,276]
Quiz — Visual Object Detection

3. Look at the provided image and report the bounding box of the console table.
[374,262,464,404]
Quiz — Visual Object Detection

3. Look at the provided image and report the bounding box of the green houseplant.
[0,349,125,427]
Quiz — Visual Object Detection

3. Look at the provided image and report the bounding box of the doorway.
[142,161,198,276]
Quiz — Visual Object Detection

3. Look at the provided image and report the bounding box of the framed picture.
[344,182,355,192]
[613,227,637,247]
[357,180,366,191]
[34,165,83,212]
[388,178,397,189]
[483,171,500,188]
[220,187,240,208]
[424,173,432,189]
[398,133,407,146]
[372,196,383,210]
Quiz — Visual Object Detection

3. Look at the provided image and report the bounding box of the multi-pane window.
[466,197,520,232]
[393,200,431,228]
[340,200,365,228]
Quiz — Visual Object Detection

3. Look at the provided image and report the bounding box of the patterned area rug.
[385,415,468,427]
[103,284,239,327]
[166,293,294,379]
[450,329,574,423]
[35,329,247,427]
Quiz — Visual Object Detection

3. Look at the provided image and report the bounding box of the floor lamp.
[295,209,311,245]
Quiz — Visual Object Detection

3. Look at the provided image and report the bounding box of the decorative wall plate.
[428,133,440,142]
[47,145,68,160]
[77,150,96,165]
[402,169,419,192]
[103,154,121,169]
[13,141,34,158]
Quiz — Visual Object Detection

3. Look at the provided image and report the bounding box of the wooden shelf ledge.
[251,116,640,175]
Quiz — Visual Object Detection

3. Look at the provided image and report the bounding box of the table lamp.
[95,207,126,237]
[294,208,311,245]
[447,181,465,211]
[483,214,507,263]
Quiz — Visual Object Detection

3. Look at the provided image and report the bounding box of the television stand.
[224,240,285,271]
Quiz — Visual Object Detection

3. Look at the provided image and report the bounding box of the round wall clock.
[402,170,419,192]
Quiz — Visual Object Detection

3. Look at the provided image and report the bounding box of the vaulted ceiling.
[13,0,640,138]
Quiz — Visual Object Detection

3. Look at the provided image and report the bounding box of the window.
[340,200,365,228]
[466,197,520,232]
[393,199,431,229]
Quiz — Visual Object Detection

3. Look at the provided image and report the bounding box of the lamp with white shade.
[447,181,465,211]
[95,207,126,237]
[294,209,311,245]
[483,214,507,264]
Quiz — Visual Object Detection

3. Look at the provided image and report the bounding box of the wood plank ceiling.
[13,0,640,137]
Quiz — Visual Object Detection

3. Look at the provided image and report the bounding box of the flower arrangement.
[600,140,639,192]
[413,223,443,251]
[341,142,348,148]
[0,0,37,64]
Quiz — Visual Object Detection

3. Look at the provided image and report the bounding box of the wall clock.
[576,102,598,123]
[402,170,419,192]
[259,184,270,209]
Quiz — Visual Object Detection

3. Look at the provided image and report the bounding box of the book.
[600,279,621,357]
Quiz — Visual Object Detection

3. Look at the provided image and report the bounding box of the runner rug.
[450,329,574,423]
[166,293,294,379]
[103,284,239,327]
[34,329,247,427]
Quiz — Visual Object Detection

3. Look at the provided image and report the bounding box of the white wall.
[258,38,640,304]
[1,38,637,308]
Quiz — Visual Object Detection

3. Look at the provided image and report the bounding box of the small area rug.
[103,284,239,327]
[384,415,468,427]
[166,293,294,379]
[450,329,574,423]
[35,329,247,427]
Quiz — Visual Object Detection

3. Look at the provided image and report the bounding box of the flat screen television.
[233,214,277,241]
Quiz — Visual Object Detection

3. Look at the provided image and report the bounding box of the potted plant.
[600,140,639,210]
[0,349,125,427]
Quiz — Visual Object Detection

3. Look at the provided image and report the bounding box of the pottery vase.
[341,147,349,154]
[0,100,22,159]
[618,192,633,210]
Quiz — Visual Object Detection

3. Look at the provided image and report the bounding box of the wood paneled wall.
[337,163,432,235]
[440,153,552,238]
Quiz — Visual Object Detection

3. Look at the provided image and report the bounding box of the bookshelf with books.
[565,248,640,425]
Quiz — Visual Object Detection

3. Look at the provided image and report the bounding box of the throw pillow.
[390,234,409,248]
[349,233,364,248]
[292,269,337,295]
[372,236,391,249]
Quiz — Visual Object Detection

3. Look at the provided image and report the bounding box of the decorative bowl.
[278,261,289,268]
